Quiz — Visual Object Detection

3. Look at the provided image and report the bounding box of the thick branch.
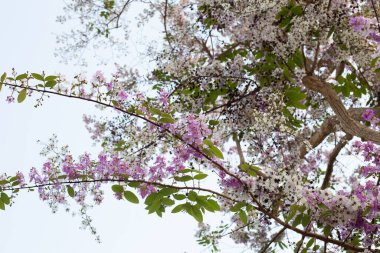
[300,107,380,159]
[299,116,338,159]
[302,76,380,145]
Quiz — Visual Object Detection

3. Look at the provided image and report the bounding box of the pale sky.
[0,1,244,253]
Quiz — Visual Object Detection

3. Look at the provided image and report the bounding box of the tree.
[1,0,380,252]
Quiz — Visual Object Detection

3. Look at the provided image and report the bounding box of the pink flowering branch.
[2,178,235,202]
[1,81,240,182]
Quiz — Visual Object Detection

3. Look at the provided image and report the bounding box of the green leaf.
[301,213,311,227]
[203,139,213,146]
[161,197,175,206]
[0,72,6,91]
[172,194,186,201]
[230,201,245,212]
[144,192,159,205]
[188,191,197,201]
[209,120,219,126]
[187,205,203,222]
[111,100,119,107]
[292,214,303,227]
[323,225,331,237]
[306,238,315,248]
[66,185,75,198]
[0,72,6,83]
[9,176,18,182]
[285,87,307,101]
[207,199,220,211]
[177,168,202,174]
[111,184,124,193]
[193,173,208,180]
[209,145,224,160]
[31,73,44,81]
[239,210,248,224]
[0,180,8,185]
[337,75,345,84]
[16,73,28,81]
[286,209,297,223]
[293,49,303,68]
[149,108,162,115]
[239,163,261,177]
[147,198,161,213]
[159,117,175,124]
[128,182,140,188]
[17,89,27,103]
[45,80,57,88]
[174,175,193,182]
[291,5,303,16]
[158,188,178,196]
[1,192,10,205]
[45,75,58,81]
[0,199,4,210]
[123,191,139,204]
[172,204,186,213]
[195,196,214,212]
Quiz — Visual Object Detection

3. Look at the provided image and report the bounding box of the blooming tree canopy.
[2,0,380,252]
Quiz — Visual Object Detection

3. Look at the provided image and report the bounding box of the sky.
[0,1,245,253]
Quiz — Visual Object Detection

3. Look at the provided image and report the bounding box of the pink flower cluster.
[349,16,380,44]
[353,140,380,177]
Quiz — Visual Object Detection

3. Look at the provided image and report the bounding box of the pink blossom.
[117,90,128,101]
[349,16,367,32]
[6,96,14,103]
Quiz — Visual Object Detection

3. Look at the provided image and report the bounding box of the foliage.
[3,0,380,252]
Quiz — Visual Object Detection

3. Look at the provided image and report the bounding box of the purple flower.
[16,171,25,185]
[159,89,170,107]
[118,90,128,101]
[105,82,113,91]
[349,16,367,32]
[6,96,14,103]
[362,109,375,122]
[369,33,380,43]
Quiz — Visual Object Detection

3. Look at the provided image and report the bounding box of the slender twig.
[259,227,287,253]
[321,134,352,190]
[194,36,213,59]
[107,0,132,28]
[295,223,312,253]
[2,178,235,202]
[370,0,380,33]
[205,87,260,115]
[163,0,174,50]
[310,41,320,74]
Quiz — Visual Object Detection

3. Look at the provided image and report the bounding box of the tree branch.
[321,134,352,190]
[2,178,235,202]
[302,76,380,145]
[300,107,380,159]
[1,81,240,182]
[259,227,287,253]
